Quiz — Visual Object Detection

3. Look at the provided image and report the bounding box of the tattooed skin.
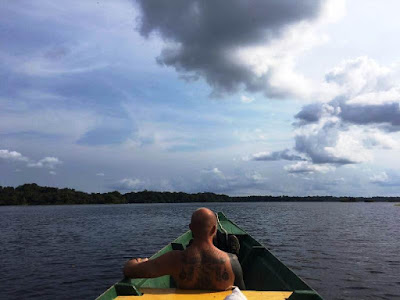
[177,251,231,290]
[228,253,245,290]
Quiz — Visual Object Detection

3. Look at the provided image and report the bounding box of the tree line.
[0,183,398,206]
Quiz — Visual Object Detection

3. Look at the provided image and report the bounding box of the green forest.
[0,183,398,205]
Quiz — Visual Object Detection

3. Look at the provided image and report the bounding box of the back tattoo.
[178,251,230,289]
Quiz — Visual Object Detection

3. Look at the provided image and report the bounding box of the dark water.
[1,203,399,300]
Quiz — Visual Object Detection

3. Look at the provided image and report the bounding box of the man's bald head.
[190,208,217,240]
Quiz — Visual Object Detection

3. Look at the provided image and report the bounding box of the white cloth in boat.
[224,287,247,300]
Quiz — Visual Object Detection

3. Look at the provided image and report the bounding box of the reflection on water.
[1,202,399,300]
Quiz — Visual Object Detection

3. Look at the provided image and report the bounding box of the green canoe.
[96,212,323,300]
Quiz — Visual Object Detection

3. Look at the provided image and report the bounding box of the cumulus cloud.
[250,56,400,173]
[114,178,146,191]
[369,172,388,184]
[294,121,373,165]
[291,57,400,167]
[0,149,63,171]
[347,87,400,106]
[362,129,399,149]
[297,57,400,129]
[325,56,393,97]
[249,149,306,161]
[201,167,224,178]
[198,168,269,194]
[369,171,400,187]
[135,0,342,98]
[0,149,29,162]
[27,157,62,169]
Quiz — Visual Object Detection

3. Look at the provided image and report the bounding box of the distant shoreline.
[1,183,399,206]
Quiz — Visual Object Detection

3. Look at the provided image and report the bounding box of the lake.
[1,202,399,300]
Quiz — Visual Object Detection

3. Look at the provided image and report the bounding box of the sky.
[1,0,400,196]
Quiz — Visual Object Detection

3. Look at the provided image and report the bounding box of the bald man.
[123,208,245,291]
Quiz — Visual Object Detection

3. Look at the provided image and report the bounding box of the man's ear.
[189,223,195,238]
[210,225,217,236]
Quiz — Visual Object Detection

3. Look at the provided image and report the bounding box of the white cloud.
[195,168,270,194]
[325,56,392,97]
[347,87,400,106]
[368,171,400,187]
[293,119,368,165]
[363,129,399,149]
[49,171,56,175]
[233,128,271,144]
[284,161,334,174]
[322,127,373,164]
[0,150,63,171]
[27,157,62,169]
[245,171,269,184]
[115,178,145,191]
[234,20,328,100]
[249,56,400,174]
[248,149,305,162]
[17,54,109,77]
[96,172,105,176]
[321,0,346,22]
[0,149,29,162]
[369,172,388,184]
[241,95,254,103]
[294,56,400,164]
[201,167,225,179]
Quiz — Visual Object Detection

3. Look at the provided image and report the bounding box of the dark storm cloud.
[134,0,324,97]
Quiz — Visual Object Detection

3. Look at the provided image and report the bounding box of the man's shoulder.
[167,249,184,260]
[154,249,183,267]
[226,253,245,289]
[227,252,239,260]
[181,246,228,265]
[226,253,242,274]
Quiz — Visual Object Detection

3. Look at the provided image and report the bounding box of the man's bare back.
[123,208,245,291]
[174,242,243,290]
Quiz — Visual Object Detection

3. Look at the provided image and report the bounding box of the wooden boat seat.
[115,288,293,299]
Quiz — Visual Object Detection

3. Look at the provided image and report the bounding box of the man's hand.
[128,258,149,265]
[122,251,180,279]
[123,258,148,277]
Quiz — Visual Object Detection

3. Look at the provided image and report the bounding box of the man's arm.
[228,254,245,290]
[123,251,180,279]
